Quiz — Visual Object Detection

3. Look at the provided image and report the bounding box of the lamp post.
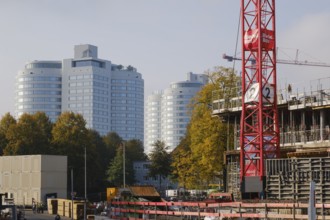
[71,168,74,220]
[84,146,87,220]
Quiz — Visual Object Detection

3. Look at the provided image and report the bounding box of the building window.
[73,60,105,68]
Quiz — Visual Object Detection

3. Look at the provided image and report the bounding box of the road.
[23,209,72,220]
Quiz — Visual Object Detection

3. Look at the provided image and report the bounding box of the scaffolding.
[227,161,240,200]
[225,152,241,200]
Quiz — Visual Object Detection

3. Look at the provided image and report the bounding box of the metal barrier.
[108,200,330,219]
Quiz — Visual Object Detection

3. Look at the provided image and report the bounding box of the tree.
[125,139,148,162]
[51,112,88,154]
[148,140,172,190]
[107,147,124,187]
[86,129,109,197]
[51,112,90,195]
[171,135,195,188]
[171,67,238,189]
[127,65,134,71]
[0,113,16,155]
[4,112,52,155]
[106,142,134,187]
[106,139,147,187]
[32,112,53,153]
[103,132,122,160]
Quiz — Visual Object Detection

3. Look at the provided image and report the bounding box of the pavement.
[23,209,72,220]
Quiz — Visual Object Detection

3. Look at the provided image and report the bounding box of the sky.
[0,0,329,116]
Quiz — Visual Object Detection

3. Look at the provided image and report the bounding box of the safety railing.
[108,200,330,220]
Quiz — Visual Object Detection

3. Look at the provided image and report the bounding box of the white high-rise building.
[110,65,144,140]
[15,61,62,122]
[15,44,144,140]
[145,72,208,154]
[62,45,112,135]
[144,91,162,154]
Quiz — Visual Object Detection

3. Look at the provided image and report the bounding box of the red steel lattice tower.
[240,0,280,195]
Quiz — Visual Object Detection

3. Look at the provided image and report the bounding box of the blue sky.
[0,0,329,116]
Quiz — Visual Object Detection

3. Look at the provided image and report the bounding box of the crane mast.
[240,0,280,197]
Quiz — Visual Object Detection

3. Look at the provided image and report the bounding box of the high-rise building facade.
[15,61,62,122]
[110,65,144,140]
[62,45,112,135]
[15,44,144,140]
[145,72,208,154]
[144,91,162,154]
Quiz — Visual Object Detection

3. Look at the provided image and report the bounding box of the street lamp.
[71,168,74,220]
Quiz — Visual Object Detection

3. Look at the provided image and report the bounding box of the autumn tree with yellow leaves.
[171,67,238,189]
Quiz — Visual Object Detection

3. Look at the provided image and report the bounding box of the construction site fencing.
[108,200,330,219]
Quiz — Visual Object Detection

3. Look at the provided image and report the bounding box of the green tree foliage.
[148,140,172,189]
[107,142,134,187]
[0,113,16,155]
[106,139,147,187]
[172,67,238,189]
[51,112,90,195]
[107,146,124,187]
[86,129,109,195]
[4,112,52,155]
[103,132,122,160]
[125,139,148,162]
[0,111,149,198]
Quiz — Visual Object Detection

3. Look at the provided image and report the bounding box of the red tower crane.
[223,53,330,67]
[240,0,279,197]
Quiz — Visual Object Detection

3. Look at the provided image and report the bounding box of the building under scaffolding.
[212,77,330,201]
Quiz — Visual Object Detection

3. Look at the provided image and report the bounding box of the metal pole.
[308,181,316,220]
[123,142,126,188]
[71,168,74,220]
[227,114,230,151]
[84,146,87,220]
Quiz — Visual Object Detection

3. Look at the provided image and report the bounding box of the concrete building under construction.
[212,77,330,201]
